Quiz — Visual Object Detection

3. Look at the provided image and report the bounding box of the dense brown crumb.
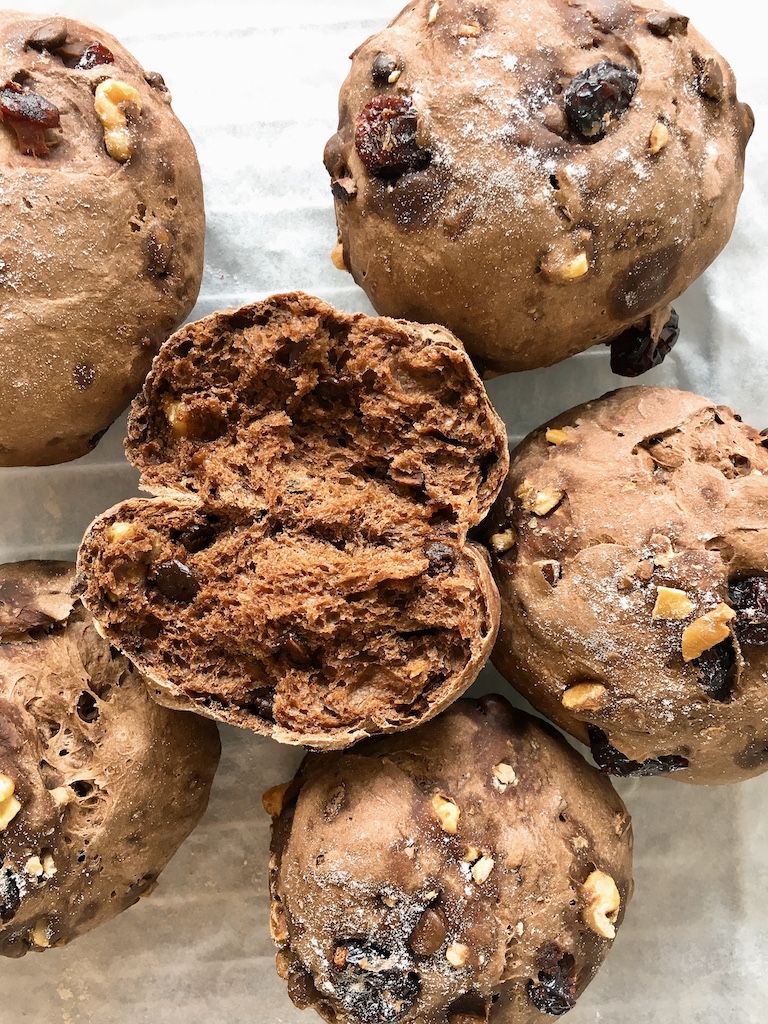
[483,386,768,785]
[0,561,220,957]
[76,293,509,748]
[326,0,752,373]
[267,695,633,1023]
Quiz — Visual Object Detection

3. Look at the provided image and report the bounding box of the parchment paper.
[0,1,766,1021]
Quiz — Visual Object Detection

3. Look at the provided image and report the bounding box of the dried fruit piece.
[681,603,736,661]
[729,575,768,644]
[371,53,401,85]
[354,95,430,179]
[609,309,680,376]
[262,783,290,818]
[564,60,639,141]
[150,559,200,603]
[332,939,420,1022]
[0,81,60,156]
[0,774,21,831]
[694,639,736,702]
[526,942,577,1016]
[581,870,621,939]
[409,907,448,956]
[0,869,21,923]
[588,726,689,777]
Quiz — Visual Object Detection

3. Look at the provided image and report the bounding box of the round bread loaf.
[265,694,633,1024]
[75,292,509,749]
[0,560,220,957]
[0,11,205,466]
[325,0,753,375]
[482,386,768,785]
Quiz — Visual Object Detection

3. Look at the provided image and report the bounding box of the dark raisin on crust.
[331,938,420,1023]
[564,60,639,141]
[729,575,768,644]
[694,639,737,701]
[587,726,689,777]
[609,310,680,377]
[355,96,431,179]
[526,942,577,1016]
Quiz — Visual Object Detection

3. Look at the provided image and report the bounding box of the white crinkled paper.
[0,1,766,1021]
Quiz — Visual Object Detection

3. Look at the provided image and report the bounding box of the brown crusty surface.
[325,0,753,373]
[482,386,768,785]
[266,695,633,1024]
[75,292,509,749]
[0,561,220,957]
[0,11,205,466]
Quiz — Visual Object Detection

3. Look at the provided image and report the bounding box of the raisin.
[729,575,768,644]
[694,639,737,701]
[25,19,69,51]
[371,53,401,85]
[426,542,456,574]
[564,60,639,141]
[609,309,680,377]
[75,43,114,70]
[245,687,275,722]
[332,939,420,1022]
[0,81,60,156]
[0,869,21,923]
[178,521,218,554]
[587,726,689,777]
[355,96,430,179]
[527,943,577,1017]
[150,560,200,603]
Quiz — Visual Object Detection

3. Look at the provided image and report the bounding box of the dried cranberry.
[694,639,736,701]
[587,726,689,777]
[527,943,577,1016]
[564,60,639,141]
[75,43,114,70]
[729,576,768,644]
[332,939,420,1022]
[355,95,430,179]
[609,309,680,377]
[0,81,60,156]
[150,560,200,603]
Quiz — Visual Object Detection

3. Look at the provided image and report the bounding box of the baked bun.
[483,386,768,785]
[75,292,508,749]
[325,0,753,374]
[0,560,220,957]
[265,694,633,1024]
[0,11,205,466]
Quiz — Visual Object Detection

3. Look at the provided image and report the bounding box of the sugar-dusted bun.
[0,11,205,466]
[483,386,768,784]
[76,292,509,748]
[325,0,753,374]
[266,695,633,1023]
[0,561,220,957]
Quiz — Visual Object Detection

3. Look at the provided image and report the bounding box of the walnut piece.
[581,869,621,939]
[561,682,608,713]
[540,250,590,282]
[545,427,572,446]
[94,78,142,162]
[446,941,470,967]
[489,528,516,555]
[471,855,495,884]
[0,773,21,831]
[431,793,460,834]
[262,783,290,818]
[492,761,518,789]
[515,480,564,516]
[681,603,736,661]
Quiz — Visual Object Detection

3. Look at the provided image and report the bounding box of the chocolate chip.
[371,53,401,85]
[73,362,96,390]
[409,907,448,956]
[332,939,420,1023]
[564,61,638,141]
[144,71,169,94]
[527,942,577,1016]
[587,726,689,776]
[25,19,69,51]
[695,56,724,101]
[646,11,689,35]
[150,560,200,603]
[426,542,457,575]
[0,869,21,923]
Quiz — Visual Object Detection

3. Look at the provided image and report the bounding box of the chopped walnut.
[489,528,516,554]
[681,603,736,661]
[262,783,289,818]
[0,773,21,831]
[457,23,481,37]
[270,900,289,944]
[446,941,470,967]
[515,480,564,516]
[545,428,572,446]
[331,240,347,271]
[471,856,495,884]
[105,521,136,544]
[428,1,441,24]
[164,399,193,438]
[431,793,460,834]
[649,533,676,566]
[561,682,607,713]
[581,870,620,939]
[649,121,669,154]
[492,762,518,789]
[29,918,52,948]
[94,78,142,162]
[540,250,590,282]
[652,586,695,620]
